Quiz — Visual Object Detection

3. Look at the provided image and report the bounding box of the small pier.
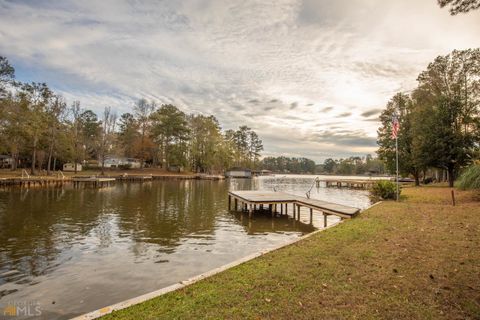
[72,177,116,188]
[228,191,360,227]
[318,179,381,189]
[0,177,72,188]
[115,174,153,182]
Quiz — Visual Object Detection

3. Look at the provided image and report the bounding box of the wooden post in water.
[310,208,313,225]
[285,203,288,215]
[249,204,253,218]
[234,198,238,211]
[297,205,301,221]
[323,213,328,228]
[228,195,231,210]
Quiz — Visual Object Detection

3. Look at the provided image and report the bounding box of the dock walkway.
[72,177,116,187]
[228,190,360,226]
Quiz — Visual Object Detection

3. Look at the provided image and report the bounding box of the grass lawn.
[103,187,480,320]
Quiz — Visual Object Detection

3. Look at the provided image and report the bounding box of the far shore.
[0,168,392,179]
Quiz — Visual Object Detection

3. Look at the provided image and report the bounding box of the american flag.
[391,115,399,139]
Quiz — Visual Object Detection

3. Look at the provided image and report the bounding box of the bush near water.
[457,164,480,190]
[369,180,399,201]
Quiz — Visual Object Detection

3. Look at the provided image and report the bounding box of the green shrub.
[457,164,480,190]
[370,180,399,201]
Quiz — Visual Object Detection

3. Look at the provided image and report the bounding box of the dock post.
[269,204,273,213]
[249,204,253,219]
[280,203,283,215]
[274,204,277,214]
[285,203,288,215]
[293,203,296,219]
[323,213,327,228]
[234,198,238,211]
[228,195,231,210]
[297,205,301,221]
[310,208,313,225]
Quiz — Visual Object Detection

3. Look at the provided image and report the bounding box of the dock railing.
[305,177,320,199]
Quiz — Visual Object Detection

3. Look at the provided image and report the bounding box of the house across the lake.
[225,167,252,178]
[104,157,142,169]
[0,155,13,168]
[63,163,83,172]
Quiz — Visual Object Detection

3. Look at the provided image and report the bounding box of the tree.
[248,131,263,168]
[98,107,117,175]
[19,82,53,175]
[0,56,15,98]
[189,115,224,173]
[79,109,101,161]
[118,113,139,158]
[45,95,67,174]
[412,49,480,187]
[134,99,155,167]
[69,101,83,173]
[150,104,189,169]
[377,93,424,185]
[438,0,480,15]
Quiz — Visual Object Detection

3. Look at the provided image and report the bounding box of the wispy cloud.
[0,0,478,161]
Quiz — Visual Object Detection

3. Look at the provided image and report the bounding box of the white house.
[63,163,82,172]
[103,157,141,169]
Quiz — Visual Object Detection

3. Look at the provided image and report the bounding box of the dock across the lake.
[228,190,360,227]
[317,178,383,189]
[72,177,116,187]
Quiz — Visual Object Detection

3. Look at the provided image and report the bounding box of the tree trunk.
[47,142,54,176]
[31,138,37,175]
[447,166,455,188]
[414,173,420,186]
[53,157,57,172]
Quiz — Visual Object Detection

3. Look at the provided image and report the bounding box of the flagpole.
[395,128,399,201]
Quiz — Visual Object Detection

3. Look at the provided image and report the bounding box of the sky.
[0,0,479,162]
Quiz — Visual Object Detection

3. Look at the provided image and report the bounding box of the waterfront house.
[104,157,142,169]
[63,163,82,172]
[0,155,13,168]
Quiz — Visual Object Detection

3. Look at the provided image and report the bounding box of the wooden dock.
[228,190,360,227]
[72,177,116,187]
[318,179,382,189]
[0,177,72,187]
[115,174,153,182]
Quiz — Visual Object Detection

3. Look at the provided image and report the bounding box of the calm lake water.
[0,175,372,319]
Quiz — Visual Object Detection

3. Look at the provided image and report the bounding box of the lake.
[0,175,372,319]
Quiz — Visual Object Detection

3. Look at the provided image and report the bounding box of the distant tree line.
[261,156,316,174]
[377,49,480,187]
[0,56,263,174]
[316,155,386,175]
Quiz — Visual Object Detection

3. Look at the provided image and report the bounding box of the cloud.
[0,0,478,162]
[360,108,382,117]
[321,106,334,112]
[336,112,352,118]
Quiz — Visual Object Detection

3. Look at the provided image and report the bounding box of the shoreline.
[72,202,381,320]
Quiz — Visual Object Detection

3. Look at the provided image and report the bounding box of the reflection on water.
[0,175,371,319]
